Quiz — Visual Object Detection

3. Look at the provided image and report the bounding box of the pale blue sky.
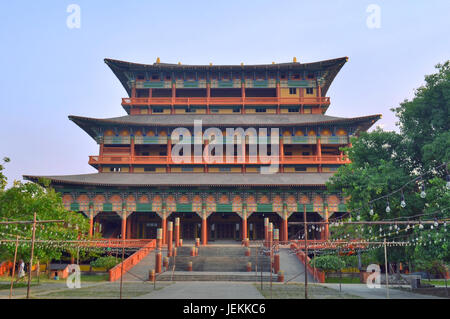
[1,0,449,186]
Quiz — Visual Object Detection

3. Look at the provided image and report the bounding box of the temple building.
[25,57,380,244]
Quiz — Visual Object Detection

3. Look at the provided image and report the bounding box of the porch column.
[121,210,127,240]
[282,206,288,242]
[126,215,132,239]
[201,209,208,246]
[264,218,269,248]
[88,208,94,239]
[161,211,167,245]
[325,207,329,241]
[174,217,180,247]
[167,221,173,256]
[156,228,162,249]
[242,210,248,241]
[268,222,273,249]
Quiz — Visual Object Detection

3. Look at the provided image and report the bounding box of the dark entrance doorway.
[208,212,241,241]
[95,212,121,238]
[133,212,161,239]
[247,212,281,240]
[168,212,202,240]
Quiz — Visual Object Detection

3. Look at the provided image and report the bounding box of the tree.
[327,61,450,266]
[0,157,10,191]
[310,255,345,277]
[0,175,91,265]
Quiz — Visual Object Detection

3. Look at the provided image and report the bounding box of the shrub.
[90,256,120,270]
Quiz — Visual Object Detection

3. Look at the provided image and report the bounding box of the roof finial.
[293,57,297,63]
[272,61,275,64]
[209,62,213,66]
[156,57,160,64]
[178,61,182,65]
[241,62,244,66]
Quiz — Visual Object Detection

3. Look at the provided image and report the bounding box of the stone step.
[171,256,271,272]
[155,271,273,282]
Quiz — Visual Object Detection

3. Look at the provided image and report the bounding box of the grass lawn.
[427,280,449,287]
[41,282,171,299]
[325,277,361,284]
[0,273,109,288]
[254,282,361,299]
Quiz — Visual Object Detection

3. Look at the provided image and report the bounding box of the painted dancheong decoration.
[24,56,380,244]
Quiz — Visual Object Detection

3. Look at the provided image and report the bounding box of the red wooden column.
[206,83,211,114]
[155,249,162,273]
[88,208,94,239]
[161,211,167,245]
[174,217,180,247]
[167,221,173,256]
[268,222,273,249]
[156,228,163,249]
[264,218,269,247]
[241,210,248,241]
[201,209,208,246]
[317,137,322,172]
[121,211,127,240]
[126,215,132,239]
[282,206,288,242]
[324,207,329,241]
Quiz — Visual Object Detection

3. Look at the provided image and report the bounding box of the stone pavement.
[278,248,315,283]
[135,281,264,299]
[321,283,444,299]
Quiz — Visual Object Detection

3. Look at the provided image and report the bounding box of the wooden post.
[121,211,127,240]
[273,229,279,251]
[174,218,180,247]
[156,228,162,249]
[155,249,162,273]
[303,205,308,299]
[268,222,273,250]
[264,218,269,248]
[89,209,94,239]
[384,238,389,299]
[324,207,329,240]
[282,210,288,242]
[274,253,280,274]
[26,212,37,299]
[201,211,208,246]
[167,221,173,257]
[242,211,248,242]
[9,235,19,299]
[161,215,167,245]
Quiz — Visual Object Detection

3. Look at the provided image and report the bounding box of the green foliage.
[90,256,120,270]
[327,61,450,266]
[310,255,345,272]
[0,180,91,263]
[0,157,10,191]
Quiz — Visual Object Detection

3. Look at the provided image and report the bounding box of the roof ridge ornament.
[156,57,160,64]
[293,57,298,63]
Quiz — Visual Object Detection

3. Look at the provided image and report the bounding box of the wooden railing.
[290,242,326,283]
[89,155,350,165]
[122,96,330,106]
[108,239,156,282]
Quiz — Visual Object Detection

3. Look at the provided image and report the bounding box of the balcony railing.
[89,155,350,166]
[122,96,330,106]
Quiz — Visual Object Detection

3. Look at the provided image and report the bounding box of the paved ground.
[321,283,444,299]
[135,281,264,299]
[278,248,315,283]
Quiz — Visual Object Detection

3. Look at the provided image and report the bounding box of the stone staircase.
[123,244,274,282]
[171,246,271,272]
